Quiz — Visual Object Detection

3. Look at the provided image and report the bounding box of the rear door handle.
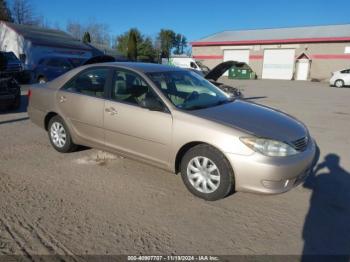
[59,96,67,103]
[105,107,118,115]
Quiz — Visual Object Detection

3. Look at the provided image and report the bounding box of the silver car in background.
[28,62,316,201]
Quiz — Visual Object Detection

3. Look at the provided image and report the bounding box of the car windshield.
[147,70,232,110]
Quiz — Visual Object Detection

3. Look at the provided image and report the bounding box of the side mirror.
[140,96,165,112]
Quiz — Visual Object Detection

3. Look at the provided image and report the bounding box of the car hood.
[205,61,246,81]
[190,100,307,142]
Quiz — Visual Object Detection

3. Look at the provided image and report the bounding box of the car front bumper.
[226,138,317,194]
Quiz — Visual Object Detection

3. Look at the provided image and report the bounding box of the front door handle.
[105,107,118,116]
[59,96,67,103]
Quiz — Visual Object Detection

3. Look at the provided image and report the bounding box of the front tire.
[48,116,77,153]
[180,144,234,201]
[335,79,344,88]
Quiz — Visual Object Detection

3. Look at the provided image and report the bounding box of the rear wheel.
[180,144,234,201]
[335,79,344,88]
[48,116,77,153]
[38,76,47,84]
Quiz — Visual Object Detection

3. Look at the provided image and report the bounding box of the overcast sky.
[28,0,350,41]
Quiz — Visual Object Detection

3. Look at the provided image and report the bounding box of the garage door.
[262,49,295,80]
[223,49,250,76]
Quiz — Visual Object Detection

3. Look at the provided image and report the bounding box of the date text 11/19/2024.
[127,255,220,261]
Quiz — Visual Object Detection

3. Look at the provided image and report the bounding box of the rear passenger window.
[62,68,109,98]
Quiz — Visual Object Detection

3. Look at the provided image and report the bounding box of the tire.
[335,79,344,88]
[180,144,234,201]
[48,115,77,153]
[38,76,47,84]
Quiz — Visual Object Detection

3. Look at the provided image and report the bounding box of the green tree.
[138,37,156,62]
[0,0,12,22]
[127,29,138,61]
[116,28,142,56]
[173,33,187,55]
[157,29,176,59]
[115,28,157,61]
[82,31,91,44]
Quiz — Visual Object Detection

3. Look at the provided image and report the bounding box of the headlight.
[240,137,298,157]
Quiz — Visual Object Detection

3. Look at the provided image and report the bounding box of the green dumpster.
[228,64,256,79]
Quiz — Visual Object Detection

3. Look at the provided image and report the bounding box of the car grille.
[291,136,309,152]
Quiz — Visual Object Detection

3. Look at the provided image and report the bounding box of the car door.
[104,68,173,167]
[57,67,111,147]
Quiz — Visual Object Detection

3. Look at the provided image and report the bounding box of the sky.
[27,0,350,41]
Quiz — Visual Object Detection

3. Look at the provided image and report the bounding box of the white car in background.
[330,69,350,88]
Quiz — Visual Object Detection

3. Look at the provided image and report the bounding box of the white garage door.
[262,49,295,80]
[223,49,250,76]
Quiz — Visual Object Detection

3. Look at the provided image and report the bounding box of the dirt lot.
[0,79,349,258]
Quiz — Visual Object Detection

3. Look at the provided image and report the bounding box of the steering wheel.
[183,91,199,104]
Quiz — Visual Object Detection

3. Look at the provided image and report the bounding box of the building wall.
[193,42,350,81]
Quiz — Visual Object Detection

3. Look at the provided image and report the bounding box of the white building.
[0,21,100,70]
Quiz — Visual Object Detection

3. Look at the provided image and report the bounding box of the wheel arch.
[174,141,235,176]
[44,111,58,131]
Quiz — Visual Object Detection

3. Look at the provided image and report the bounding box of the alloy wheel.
[50,122,67,148]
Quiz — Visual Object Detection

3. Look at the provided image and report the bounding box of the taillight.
[27,89,32,100]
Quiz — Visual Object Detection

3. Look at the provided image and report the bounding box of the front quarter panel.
[170,110,254,171]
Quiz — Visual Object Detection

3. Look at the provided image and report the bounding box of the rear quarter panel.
[28,84,58,129]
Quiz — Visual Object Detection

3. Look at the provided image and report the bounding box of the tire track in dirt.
[0,172,82,261]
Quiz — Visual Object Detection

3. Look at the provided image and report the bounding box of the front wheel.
[180,144,234,201]
[48,116,77,153]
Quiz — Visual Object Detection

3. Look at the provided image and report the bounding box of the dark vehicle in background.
[191,61,244,98]
[0,51,23,75]
[0,52,21,110]
[33,57,85,84]
[33,56,117,84]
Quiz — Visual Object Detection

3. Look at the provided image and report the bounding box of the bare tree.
[66,20,110,46]
[66,21,83,39]
[12,0,38,25]
[0,0,12,22]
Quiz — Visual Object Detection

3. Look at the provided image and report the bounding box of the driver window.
[112,70,160,106]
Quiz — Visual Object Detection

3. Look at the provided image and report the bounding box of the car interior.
[112,71,151,106]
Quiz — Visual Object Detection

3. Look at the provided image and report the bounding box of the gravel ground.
[0,80,349,259]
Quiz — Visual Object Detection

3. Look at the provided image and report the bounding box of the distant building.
[192,24,350,81]
[0,21,102,71]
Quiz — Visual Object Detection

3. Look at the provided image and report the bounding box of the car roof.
[84,62,186,73]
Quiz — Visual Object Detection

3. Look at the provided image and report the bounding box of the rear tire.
[38,76,47,84]
[48,116,77,153]
[335,79,344,88]
[180,144,234,201]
